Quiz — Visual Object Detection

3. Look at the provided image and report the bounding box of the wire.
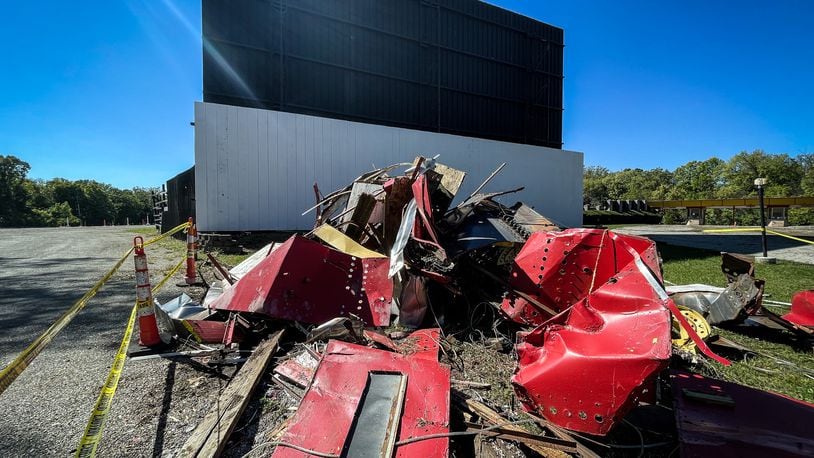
[622,419,645,458]
[394,419,535,446]
[241,441,340,458]
[567,429,674,451]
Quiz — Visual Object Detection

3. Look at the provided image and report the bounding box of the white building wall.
[194,101,583,231]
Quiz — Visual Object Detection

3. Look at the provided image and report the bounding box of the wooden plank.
[464,422,578,452]
[180,330,284,457]
[344,192,376,241]
[451,391,572,458]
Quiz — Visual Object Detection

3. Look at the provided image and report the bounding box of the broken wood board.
[451,390,575,458]
[179,330,284,458]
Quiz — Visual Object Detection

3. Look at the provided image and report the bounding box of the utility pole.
[754,178,775,263]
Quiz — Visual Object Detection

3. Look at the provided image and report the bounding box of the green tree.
[602,168,672,200]
[668,158,726,199]
[0,155,32,226]
[720,150,803,198]
[583,166,610,207]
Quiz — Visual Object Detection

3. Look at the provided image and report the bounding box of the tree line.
[0,155,155,227]
[584,150,814,225]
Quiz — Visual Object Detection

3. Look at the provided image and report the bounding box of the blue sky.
[1,1,812,188]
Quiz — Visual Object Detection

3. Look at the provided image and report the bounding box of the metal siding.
[202,0,564,148]
[194,102,208,227]
[194,102,582,232]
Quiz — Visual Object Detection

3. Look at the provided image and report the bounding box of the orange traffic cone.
[133,236,161,346]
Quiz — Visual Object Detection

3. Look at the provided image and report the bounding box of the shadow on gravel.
[0,256,136,359]
[152,361,176,457]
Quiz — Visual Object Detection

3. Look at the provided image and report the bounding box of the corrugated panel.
[163,166,195,233]
[194,102,582,232]
[202,0,564,148]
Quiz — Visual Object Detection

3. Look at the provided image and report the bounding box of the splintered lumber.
[344,191,376,241]
[180,330,284,457]
[451,391,575,457]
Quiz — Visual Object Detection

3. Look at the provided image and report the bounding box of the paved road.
[616,225,814,264]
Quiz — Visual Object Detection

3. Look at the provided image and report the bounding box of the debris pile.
[153,157,814,457]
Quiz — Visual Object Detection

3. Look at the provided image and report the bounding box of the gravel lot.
[0,226,223,457]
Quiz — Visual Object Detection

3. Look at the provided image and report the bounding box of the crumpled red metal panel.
[272,340,450,458]
[671,370,814,457]
[782,290,814,328]
[512,231,671,435]
[501,229,661,326]
[208,235,392,326]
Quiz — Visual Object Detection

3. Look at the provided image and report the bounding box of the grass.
[658,242,814,402]
[212,252,252,268]
[127,226,160,235]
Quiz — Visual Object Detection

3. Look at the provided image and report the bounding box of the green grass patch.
[658,242,814,402]
[210,251,251,268]
[127,226,160,235]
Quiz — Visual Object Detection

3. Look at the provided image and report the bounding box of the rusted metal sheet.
[671,370,814,457]
[208,235,392,326]
[782,290,814,328]
[501,228,661,326]
[272,340,450,458]
[511,230,672,436]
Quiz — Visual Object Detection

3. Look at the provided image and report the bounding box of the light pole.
[754,177,774,263]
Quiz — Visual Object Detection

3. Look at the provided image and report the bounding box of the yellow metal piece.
[672,308,711,353]
[313,224,387,258]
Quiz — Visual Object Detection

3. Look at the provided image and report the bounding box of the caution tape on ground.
[76,257,186,458]
[0,222,189,397]
[0,247,134,396]
[703,227,814,246]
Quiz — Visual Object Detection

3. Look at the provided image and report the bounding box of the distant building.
[187,0,583,231]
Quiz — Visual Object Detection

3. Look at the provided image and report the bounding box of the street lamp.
[754,177,772,261]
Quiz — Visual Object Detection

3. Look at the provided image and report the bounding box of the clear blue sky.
[1,1,812,189]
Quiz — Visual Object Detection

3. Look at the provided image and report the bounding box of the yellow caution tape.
[76,256,186,457]
[0,247,134,396]
[75,302,137,458]
[0,222,190,396]
[766,229,814,246]
[144,221,191,247]
[702,227,763,233]
[703,227,814,246]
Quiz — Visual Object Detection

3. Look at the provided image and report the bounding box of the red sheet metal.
[512,243,672,436]
[501,229,661,326]
[182,319,244,344]
[671,370,814,457]
[208,235,392,326]
[782,290,814,328]
[272,340,450,457]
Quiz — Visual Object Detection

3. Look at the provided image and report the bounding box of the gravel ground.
[0,226,225,457]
